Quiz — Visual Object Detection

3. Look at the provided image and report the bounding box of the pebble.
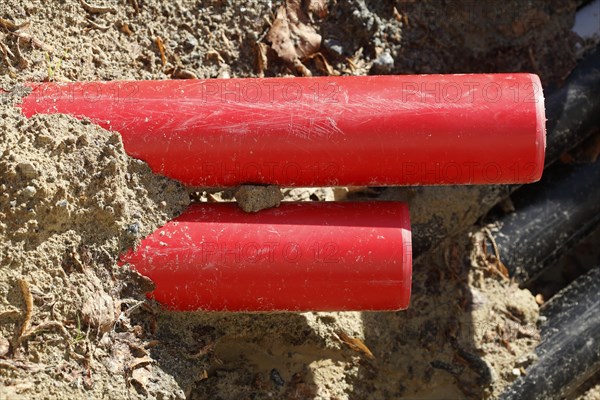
[22,186,37,198]
[127,221,142,235]
[324,38,344,56]
[270,368,285,387]
[371,51,394,73]
[234,185,282,213]
[183,35,198,51]
[17,161,38,179]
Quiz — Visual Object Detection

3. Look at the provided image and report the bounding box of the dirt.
[0,0,581,399]
[0,101,189,399]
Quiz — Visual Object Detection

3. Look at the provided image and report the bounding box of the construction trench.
[1,1,599,399]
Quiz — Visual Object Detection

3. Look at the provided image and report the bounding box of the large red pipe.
[120,202,412,312]
[17,74,545,187]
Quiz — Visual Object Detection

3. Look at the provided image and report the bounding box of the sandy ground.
[0,1,580,399]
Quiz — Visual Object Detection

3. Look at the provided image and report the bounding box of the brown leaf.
[82,292,116,333]
[267,6,297,64]
[170,68,197,79]
[266,4,321,76]
[290,23,321,59]
[128,356,154,371]
[0,17,18,31]
[256,42,268,77]
[307,52,339,76]
[336,331,375,359]
[120,22,134,36]
[306,0,329,18]
[129,367,150,395]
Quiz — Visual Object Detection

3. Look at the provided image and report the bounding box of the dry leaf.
[120,22,134,36]
[128,356,154,371]
[267,6,297,64]
[171,68,197,79]
[307,52,339,76]
[336,331,375,359]
[129,367,150,395]
[306,0,329,18]
[256,42,268,77]
[266,4,321,76]
[82,292,116,333]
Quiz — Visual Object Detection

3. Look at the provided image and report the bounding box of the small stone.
[22,186,37,198]
[515,353,538,367]
[56,199,68,208]
[127,221,142,235]
[370,51,394,74]
[270,368,285,387]
[17,161,38,179]
[0,336,9,357]
[183,35,198,51]
[234,185,282,213]
[511,368,521,377]
[324,38,343,56]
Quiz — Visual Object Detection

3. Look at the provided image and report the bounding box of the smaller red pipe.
[120,202,412,312]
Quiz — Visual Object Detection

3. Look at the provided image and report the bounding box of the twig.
[0,309,20,320]
[0,32,14,57]
[483,228,509,280]
[14,39,29,68]
[79,0,117,14]
[11,31,54,53]
[86,18,110,31]
[0,39,15,67]
[16,279,33,345]
[0,17,30,32]
[23,321,70,339]
[155,36,167,66]
[0,360,20,371]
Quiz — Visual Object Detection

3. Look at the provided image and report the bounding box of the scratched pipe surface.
[17,74,545,187]
[120,202,412,312]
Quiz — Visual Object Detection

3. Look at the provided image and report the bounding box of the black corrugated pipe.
[499,267,600,399]
[492,158,600,284]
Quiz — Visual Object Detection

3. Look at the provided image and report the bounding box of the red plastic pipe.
[120,202,412,312]
[17,74,545,187]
